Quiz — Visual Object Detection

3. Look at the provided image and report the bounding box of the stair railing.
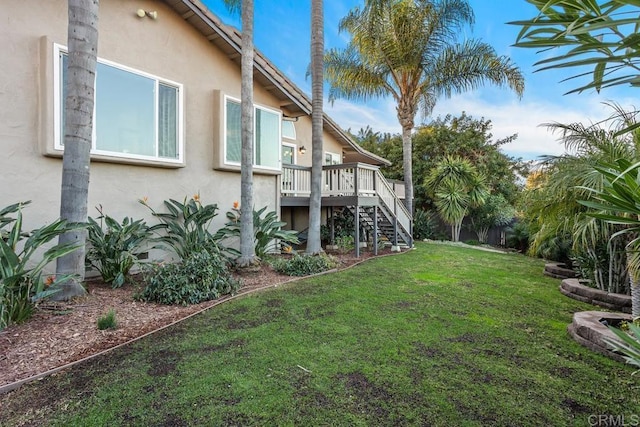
[374,170,412,240]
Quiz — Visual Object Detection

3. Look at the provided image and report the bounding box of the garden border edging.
[567,311,632,362]
[560,278,631,313]
[0,249,409,395]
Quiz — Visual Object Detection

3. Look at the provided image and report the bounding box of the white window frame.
[324,151,342,165]
[223,95,282,171]
[53,43,185,164]
[281,142,297,165]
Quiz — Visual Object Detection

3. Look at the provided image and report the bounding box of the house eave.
[161,0,390,167]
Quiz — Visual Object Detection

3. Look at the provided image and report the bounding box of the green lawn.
[1,242,639,426]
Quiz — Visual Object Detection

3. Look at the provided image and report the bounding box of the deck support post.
[354,204,360,258]
[373,207,378,255]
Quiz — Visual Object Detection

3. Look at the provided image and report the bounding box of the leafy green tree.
[353,113,527,213]
[469,194,516,243]
[424,156,488,241]
[55,0,100,300]
[325,0,524,216]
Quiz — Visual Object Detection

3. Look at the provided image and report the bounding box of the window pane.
[158,83,178,159]
[256,108,279,169]
[59,53,67,145]
[282,120,296,139]
[95,62,155,156]
[226,99,241,163]
[282,145,294,165]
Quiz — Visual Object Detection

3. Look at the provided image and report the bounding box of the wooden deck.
[280,163,413,253]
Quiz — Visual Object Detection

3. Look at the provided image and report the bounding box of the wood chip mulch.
[0,250,387,389]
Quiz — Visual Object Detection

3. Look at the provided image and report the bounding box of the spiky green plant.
[0,201,82,329]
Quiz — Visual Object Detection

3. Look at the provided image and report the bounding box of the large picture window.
[224,97,281,170]
[54,44,183,164]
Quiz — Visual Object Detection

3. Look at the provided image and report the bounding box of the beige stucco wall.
[3,0,344,241]
[290,114,345,168]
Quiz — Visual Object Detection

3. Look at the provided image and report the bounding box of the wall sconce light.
[136,9,158,19]
[298,146,306,155]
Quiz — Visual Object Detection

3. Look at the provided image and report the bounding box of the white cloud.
[324,98,402,135]
[323,91,639,160]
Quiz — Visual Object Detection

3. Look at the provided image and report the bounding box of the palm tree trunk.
[237,0,257,267]
[55,0,99,300]
[307,0,324,254]
[400,123,413,217]
[632,280,640,320]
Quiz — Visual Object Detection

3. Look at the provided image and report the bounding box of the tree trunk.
[54,0,99,300]
[452,219,463,242]
[400,124,413,217]
[307,0,324,254]
[397,100,415,217]
[631,274,640,320]
[476,227,488,243]
[237,0,257,267]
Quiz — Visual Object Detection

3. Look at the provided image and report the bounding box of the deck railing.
[281,163,412,234]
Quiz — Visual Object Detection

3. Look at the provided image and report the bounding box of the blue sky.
[203,0,637,160]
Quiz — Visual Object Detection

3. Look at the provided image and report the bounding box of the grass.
[1,242,639,426]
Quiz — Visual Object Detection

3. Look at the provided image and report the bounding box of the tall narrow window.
[159,84,178,159]
[225,99,241,163]
[224,96,281,170]
[256,108,280,169]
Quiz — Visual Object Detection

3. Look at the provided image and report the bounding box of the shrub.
[137,250,241,305]
[86,206,151,288]
[0,201,82,330]
[217,205,299,258]
[324,208,356,240]
[270,253,338,276]
[97,309,117,330]
[413,209,437,240]
[335,235,355,253]
[505,222,530,253]
[140,196,233,261]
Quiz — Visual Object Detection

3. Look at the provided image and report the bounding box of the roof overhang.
[161,0,390,167]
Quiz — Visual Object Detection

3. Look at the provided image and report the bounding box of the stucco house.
[2,0,411,259]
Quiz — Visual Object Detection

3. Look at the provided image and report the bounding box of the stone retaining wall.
[567,311,631,362]
[560,279,632,314]
[544,263,577,280]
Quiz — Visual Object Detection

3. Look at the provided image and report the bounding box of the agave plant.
[0,201,82,329]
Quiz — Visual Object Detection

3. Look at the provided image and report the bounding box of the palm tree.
[306,0,324,254]
[222,0,257,267]
[325,0,524,216]
[54,0,100,300]
[424,156,488,241]
[583,157,640,318]
[512,1,640,96]
[522,104,639,295]
[512,1,640,135]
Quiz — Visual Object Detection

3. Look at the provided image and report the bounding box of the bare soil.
[0,250,387,389]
